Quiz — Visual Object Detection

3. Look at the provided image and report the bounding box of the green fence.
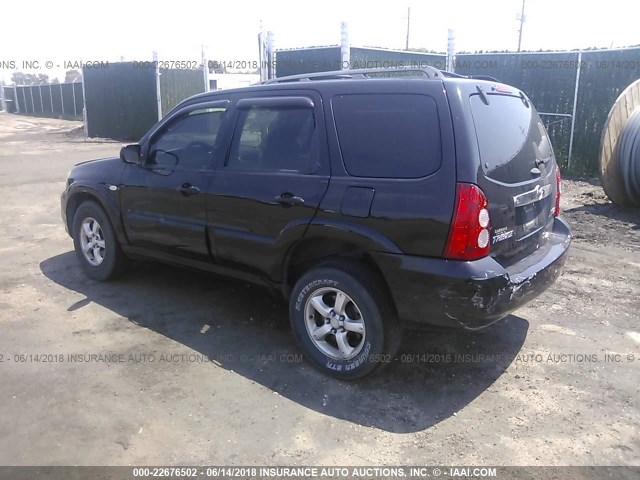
[275,46,640,175]
[275,47,446,77]
[276,47,342,77]
[13,83,83,119]
[455,52,579,170]
[350,47,445,70]
[160,68,206,116]
[83,63,158,140]
[83,62,207,140]
[573,50,640,175]
[456,49,640,174]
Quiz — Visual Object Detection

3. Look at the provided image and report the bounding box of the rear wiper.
[535,156,550,167]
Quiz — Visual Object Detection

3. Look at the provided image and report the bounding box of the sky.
[1,0,639,83]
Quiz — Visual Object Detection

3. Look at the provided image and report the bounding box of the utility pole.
[405,7,411,50]
[517,0,526,52]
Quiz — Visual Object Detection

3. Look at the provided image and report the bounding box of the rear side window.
[332,94,441,178]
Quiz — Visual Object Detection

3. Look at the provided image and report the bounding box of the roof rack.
[261,67,500,85]
[261,66,447,84]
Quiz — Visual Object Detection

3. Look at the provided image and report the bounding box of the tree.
[64,69,82,83]
[10,72,50,85]
[11,72,29,85]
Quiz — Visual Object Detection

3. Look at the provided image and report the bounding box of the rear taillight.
[444,183,491,260]
[554,168,562,217]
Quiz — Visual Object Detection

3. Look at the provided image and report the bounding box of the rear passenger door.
[207,91,330,279]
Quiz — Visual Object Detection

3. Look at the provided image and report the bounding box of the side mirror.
[120,144,141,164]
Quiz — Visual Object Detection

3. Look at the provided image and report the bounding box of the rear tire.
[289,260,402,380]
[72,201,129,281]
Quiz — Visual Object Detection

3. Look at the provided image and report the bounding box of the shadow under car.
[40,251,529,434]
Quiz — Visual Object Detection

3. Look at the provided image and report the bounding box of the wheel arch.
[282,236,398,317]
[66,185,128,245]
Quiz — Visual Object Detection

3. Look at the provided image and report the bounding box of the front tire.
[289,261,402,380]
[72,200,129,281]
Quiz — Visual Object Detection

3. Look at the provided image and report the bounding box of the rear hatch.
[469,89,558,266]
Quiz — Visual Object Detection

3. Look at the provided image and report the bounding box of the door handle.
[274,193,305,207]
[177,183,201,196]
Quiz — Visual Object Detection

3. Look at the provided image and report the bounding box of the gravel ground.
[0,113,638,467]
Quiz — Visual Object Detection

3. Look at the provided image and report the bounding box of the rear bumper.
[372,217,571,329]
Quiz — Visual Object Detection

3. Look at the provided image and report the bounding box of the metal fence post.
[13,83,20,113]
[258,29,266,82]
[340,22,350,70]
[567,50,582,171]
[22,86,27,114]
[71,81,77,117]
[29,86,35,114]
[81,70,88,138]
[39,85,44,114]
[49,84,54,115]
[60,82,65,116]
[447,29,455,73]
[0,81,6,112]
[154,51,162,120]
[266,32,275,80]
[201,45,209,92]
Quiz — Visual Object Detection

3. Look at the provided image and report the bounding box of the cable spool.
[599,78,640,206]
[616,108,640,204]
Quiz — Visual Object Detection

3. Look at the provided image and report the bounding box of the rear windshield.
[332,94,441,178]
[470,94,551,177]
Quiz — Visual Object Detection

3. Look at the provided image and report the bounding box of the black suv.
[61,67,571,379]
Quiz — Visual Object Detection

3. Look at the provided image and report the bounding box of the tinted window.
[227,106,318,173]
[470,94,549,182]
[149,107,227,170]
[332,94,441,178]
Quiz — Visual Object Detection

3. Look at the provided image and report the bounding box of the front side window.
[149,107,227,171]
[227,106,318,173]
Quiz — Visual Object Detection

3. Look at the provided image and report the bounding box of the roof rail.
[261,66,446,84]
[468,75,500,82]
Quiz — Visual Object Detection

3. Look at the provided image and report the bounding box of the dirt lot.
[0,113,638,466]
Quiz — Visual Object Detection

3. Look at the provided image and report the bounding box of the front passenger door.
[120,101,229,262]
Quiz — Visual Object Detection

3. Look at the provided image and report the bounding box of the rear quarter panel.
[309,79,457,257]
